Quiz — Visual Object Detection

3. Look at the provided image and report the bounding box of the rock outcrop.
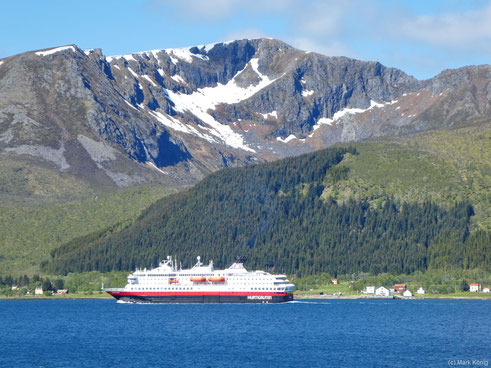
[0,39,489,190]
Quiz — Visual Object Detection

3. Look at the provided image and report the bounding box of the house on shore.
[470,283,482,292]
[483,288,490,293]
[403,290,413,297]
[394,284,407,292]
[416,287,426,295]
[375,286,391,297]
[331,278,338,285]
[34,287,43,295]
[364,286,376,294]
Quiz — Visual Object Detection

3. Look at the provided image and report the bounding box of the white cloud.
[399,4,491,50]
[291,0,357,36]
[225,28,268,41]
[148,0,491,78]
[288,37,351,57]
[151,0,491,53]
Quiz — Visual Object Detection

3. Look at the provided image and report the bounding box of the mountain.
[2,121,488,277]
[1,39,489,190]
[43,135,490,276]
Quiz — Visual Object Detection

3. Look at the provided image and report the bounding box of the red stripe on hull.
[107,291,290,297]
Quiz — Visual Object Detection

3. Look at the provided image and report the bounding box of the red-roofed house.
[394,284,407,292]
[331,278,338,285]
[470,283,482,292]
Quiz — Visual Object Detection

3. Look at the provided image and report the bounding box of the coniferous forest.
[43,147,490,277]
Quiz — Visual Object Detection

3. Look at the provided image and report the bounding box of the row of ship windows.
[137,280,273,283]
[131,287,284,291]
[136,274,218,277]
[138,276,268,279]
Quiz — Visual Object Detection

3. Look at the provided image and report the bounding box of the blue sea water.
[0,299,489,368]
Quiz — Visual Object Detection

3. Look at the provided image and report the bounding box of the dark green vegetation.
[328,121,491,230]
[44,124,491,277]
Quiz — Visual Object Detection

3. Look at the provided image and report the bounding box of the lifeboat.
[190,276,207,282]
[168,279,179,284]
[208,276,225,283]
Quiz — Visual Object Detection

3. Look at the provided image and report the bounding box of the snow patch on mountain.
[276,134,296,143]
[163,57,282,152]
[168,58,278,109]
[312,99,399,131]
[262,111,278,119]
[35,46,76,56]
[302,90,314,97]
[148,110,215,143]
[171,74,185,84]
[197,40,235,53]
[124,100,137,111]
[164,47,209,64]
[127,67,139,78]
[146,161,168,175]
[165,48,193,63]
[106,53,137,63]
[143,75,157,87]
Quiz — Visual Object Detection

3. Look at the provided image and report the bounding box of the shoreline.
[0,294,112,300]
[294,294,491,300]
[1,295,490,301]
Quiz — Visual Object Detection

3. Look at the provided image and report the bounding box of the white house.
[403,290,413,297]
[375,286,391,297]
[416,287,426,294]
[470,283,482,292]
[364,286,376,294]
[483,288,490,293]
[34,287,43,295]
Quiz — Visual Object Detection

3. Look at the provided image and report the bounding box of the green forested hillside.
[328,122,491,230]
[44,140,490,277]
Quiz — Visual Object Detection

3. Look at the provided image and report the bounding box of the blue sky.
[0,0,489,79]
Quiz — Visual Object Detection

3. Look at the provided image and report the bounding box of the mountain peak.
[0,38,488,190]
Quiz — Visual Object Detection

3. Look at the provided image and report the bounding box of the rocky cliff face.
[0,39,489,190]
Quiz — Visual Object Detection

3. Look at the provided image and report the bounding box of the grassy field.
[0,185,177,275]
[295,281,491,299]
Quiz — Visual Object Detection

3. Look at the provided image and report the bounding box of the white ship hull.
[104,256,295,304]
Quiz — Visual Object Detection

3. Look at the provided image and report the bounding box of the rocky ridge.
[0,39,489,190]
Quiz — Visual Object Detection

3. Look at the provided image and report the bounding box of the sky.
[0,0,489,79]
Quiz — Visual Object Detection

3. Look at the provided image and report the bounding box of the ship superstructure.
[104,256,295,303]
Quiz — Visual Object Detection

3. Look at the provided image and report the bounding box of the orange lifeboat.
[208,276,225,283]
[190,276,207,282]
[168,279,179,284]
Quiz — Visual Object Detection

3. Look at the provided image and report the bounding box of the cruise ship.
[104,256,295,303]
